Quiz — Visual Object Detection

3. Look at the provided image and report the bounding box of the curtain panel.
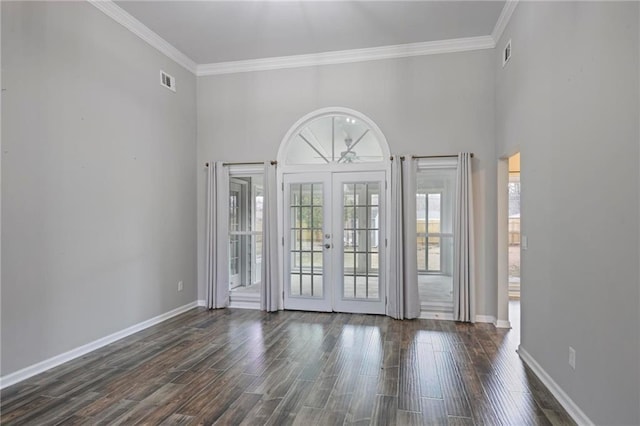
[205,161,230,309]
[261,162,280,312]
[387,156,420,320]
[453,152,475,322]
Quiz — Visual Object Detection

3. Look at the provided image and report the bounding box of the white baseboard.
[518,346,594,426]
[495,319,511,328]
[0,301,199,390]
[229,301,260,310]
[418,313,500,325]
[475,314,497,325]
[197,299,206,307]
[419,311,454,321]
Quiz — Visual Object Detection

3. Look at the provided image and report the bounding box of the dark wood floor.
[1,307,574,425]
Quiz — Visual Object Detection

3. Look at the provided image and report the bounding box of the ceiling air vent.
[502,39,512,67]
[160,70,176,92]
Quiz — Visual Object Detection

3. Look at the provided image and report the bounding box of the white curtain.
[453,153,475,322]
[387,156,420,319]
[261,161,280,312]
[205,161,230,309]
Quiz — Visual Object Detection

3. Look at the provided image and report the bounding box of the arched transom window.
[283,111,386,165]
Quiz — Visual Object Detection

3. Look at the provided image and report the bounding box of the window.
[284,113,385,165]
[417,192,443,272]
[228,174,264,294]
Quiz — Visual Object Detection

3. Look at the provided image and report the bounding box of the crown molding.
[196,36,495,76]
[88,0,198,74]
[491,0,520,44]
[87,0,507,77]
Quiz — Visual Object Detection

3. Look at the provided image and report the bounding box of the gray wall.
[1,2,197,376]
[495,2,640,424]
[197,51,497,318]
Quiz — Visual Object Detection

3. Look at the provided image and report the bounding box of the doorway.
[283,171,386,314]
[228,173,264,300]
[277,108,391,315]
[508,153,521,301]
[415,160,457,316]
[497,152,521,329]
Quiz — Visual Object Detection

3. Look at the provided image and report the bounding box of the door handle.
[324,244,331,249]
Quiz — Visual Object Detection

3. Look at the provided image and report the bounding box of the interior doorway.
[508,153,521,300]
[496,152,521,329]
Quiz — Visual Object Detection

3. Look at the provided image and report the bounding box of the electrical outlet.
[569,346,576,369]
[522,235,528,250]
[178,281,183,292]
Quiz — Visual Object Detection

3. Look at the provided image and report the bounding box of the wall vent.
[160,70,176,92]
[502,39,512,67]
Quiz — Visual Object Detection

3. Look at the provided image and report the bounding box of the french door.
[283,171,386,314]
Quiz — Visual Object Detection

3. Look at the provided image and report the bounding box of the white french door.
[283,171,386,314]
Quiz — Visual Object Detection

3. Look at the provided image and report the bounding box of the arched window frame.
[277,107,391,174]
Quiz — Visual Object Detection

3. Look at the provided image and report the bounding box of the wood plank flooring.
[1,308,575,425]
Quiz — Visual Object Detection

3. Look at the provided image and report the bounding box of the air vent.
[502,39,512,67]
[160,70,176,92]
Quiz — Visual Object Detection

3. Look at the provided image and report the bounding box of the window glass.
[285,115,384,165]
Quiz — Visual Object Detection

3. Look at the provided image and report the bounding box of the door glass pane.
[301,227,312,250]
[301,184,312,205]
[342,181,380,300]
[313,275,323,297]
[289,182,324,298]
[291,273,301,296]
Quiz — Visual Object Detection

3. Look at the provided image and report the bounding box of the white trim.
[197,299,207,307]
[84,1,514,77]
[87,0,198,74]
[491,0,520,44]
[417,312,504,326]
[518,346,594,426]
[0,301,199,389]
[229,301,261,310]
[196,36,495,76]
[475,314,497,325]
[419,311,455,321]
[495,319,511,329]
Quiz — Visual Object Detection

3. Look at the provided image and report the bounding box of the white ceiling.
[114,1,506,65]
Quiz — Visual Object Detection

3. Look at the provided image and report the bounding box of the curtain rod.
[205,161,277,167]
[389,153,474,161]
